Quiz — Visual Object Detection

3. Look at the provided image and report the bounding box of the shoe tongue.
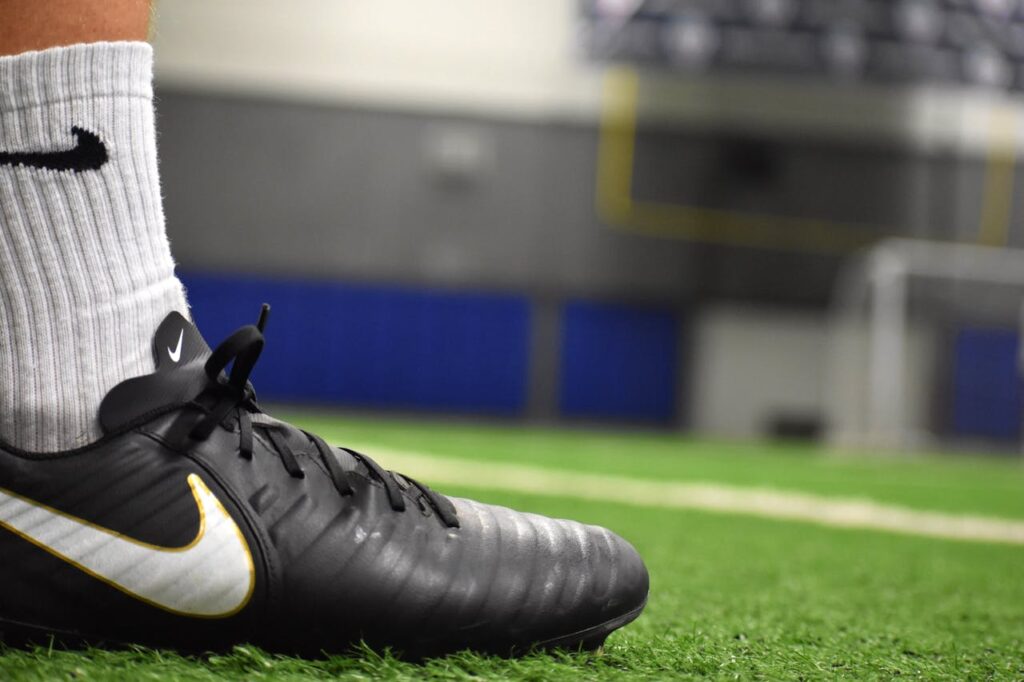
[249,413,368,478]
[99,312,215,434]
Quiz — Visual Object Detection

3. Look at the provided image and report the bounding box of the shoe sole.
[531,598,648,654]
[0,614,95,649]
[0,599,648,658]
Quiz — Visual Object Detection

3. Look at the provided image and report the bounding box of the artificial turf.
[1,413,1022,680]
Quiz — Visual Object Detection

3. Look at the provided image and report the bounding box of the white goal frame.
[827,238,1024,451]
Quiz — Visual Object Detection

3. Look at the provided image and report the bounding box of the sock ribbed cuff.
[0,42,153,113]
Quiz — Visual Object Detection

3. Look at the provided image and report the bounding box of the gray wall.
[156,90,1010,308]
[157,92,692,302]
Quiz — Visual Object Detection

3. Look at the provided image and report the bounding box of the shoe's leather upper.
[0,311,648,657]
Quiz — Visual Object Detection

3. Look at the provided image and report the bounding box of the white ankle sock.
[0,42,188,452]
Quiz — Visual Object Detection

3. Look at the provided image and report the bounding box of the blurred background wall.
[150,0,1024,450]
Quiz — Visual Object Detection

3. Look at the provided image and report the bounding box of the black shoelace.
[184,305,459,529]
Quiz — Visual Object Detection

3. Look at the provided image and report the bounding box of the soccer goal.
[826,238,1024,452]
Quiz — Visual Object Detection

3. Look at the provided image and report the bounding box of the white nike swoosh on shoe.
[167,329,184,362]
[0,474,255,618]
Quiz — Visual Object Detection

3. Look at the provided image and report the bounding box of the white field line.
[362,446,1024,546]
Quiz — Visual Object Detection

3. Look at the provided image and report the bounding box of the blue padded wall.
[180,273,531,415]
[952,328,1022,440]
[558,300,678,423]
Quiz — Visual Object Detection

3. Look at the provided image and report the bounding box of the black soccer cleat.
[0,308,648,658]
